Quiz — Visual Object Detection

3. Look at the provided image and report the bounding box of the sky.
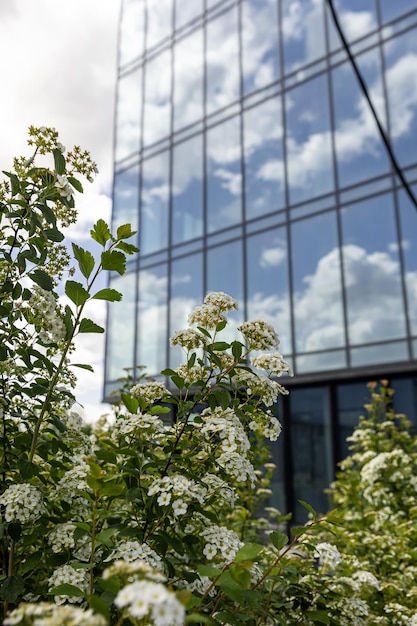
[0,0,122,421]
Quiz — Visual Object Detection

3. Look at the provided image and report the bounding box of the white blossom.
[0,483,44,523]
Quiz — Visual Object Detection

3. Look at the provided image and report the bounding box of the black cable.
[326,0,417,211]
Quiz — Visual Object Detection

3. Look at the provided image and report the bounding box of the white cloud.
[260,245,286,268]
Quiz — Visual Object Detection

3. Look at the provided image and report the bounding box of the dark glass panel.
[282,0,326,75]
[337,381,372,460]
[172,135,204,244]
[291,212,345,353]
[147,0,173,48]
[341,194,407,344]
[173,29,204,131]
[398,188,417,336]
[206,116,242,233]
[120,0,145,66]
[241,0,280,95]
[331,51,389,189]
[390,376,417,429]
[246,227,291,355]
[137,264,168,375]
[285,75,334,205]
[143,48,171,146]
[383,28,417,168]
[115,68,142,161]
[206,6,239,115]
[169,253,204,368]
[175,0,203,29]
[288,386,332,522]
[244,96,285,219]
[140,152,169,254]
[112,166,140,244]
[105,272,136,381]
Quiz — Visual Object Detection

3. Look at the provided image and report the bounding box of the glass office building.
[106,0,417,519]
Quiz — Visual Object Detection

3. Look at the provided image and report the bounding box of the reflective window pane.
[140,152,169,254]
[384,28,417,168]
[115,68,142,162]
[289,387,332,522]
[137,265,168,374]
[206,6,239,115]
[175,0,203,29]
[326,0,377,52]
[341,194,407,344]
[169,253,204,368]
[206,117,242,233]
[398,187,417,335]
[207,241,244,335]
[282,0,326,75]
[379,0,417,24]
[332,52,389,189]
[285,75,334,205]
[147,0,173,49]
[143,48,171,146]
[105,272,136,381]
[241,0,280,95]
[120,0,145,66]
[113,166,139,242]
[296,350,346,374]
[291,212,345,352]
[172,135,203,244]
[244,96,285,219]
[350,341,408,367]
[246,227,291,354]
[173,29,203,131]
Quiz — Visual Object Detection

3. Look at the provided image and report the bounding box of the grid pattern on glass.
[137,264,168,373]
[105,272,137,382]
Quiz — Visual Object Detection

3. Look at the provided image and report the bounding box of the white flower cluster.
[170,328,208,350]
[115,579,184,625]
[217,451,257,486]
[47,522,76,553]
[251,352,293,377]
[130,381,169,405]
[201,473,236,508]
[353,570,381,590]
[188,292,238,329]
[174,363,207,385]
[238,319,279,350]
[233,369,288,406]
[248,409,282,441]
[29,287,66,344]
[200,407,250,455]
[109,540,164,572]
[336,597,369,626]
[148,475,206,517]
[111,412,166,441]
[314,542,342,569]
[103,559,166,582]
[408,614,417,626]
[200,523,243,562]
[55,174,74,201]
[4,602,106,626]
[48,564,89,604]
[0,483,44,523]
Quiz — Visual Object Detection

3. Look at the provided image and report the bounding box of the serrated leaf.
[269,531,288,551]
[67,176,83,193]
[234,543,264,563]
[116,223,135,239]
[29,269,53,291]
[101,250,126,275]
[53,149,66,175]
[121,393,139,413]
[92,288,122,302]
[91,219,112,246]
[197,564,222,578]
[65,280,90,306]
[78,318,104,333]
[290,526,306,538]
[72,243,95,279]
[116,241,139,254]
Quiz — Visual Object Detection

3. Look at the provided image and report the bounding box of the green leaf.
[67,176,83,193]
[91,219,111,246]
[234,543,264,563]
[72,243,95,279]
[0,575,24,602]
[171,374,184,390]
[17,459,40,479]
[71,363,94,372]
[269,531,288,551]
[306,610,330,624]
[209,342,230,351]
[290,526,306,538]
[214,611,243,625]
[116,223,135,239]
[48,583,85,598]
[29,269,53,291]
[44,228,64,242]
[196,564,222,578]
[92,288,122,302]
[299,500,317,519]
[100,483,125,497]
[88,594,111,623]
[231,341,243,361]
[78,318,104,333]
[185,614,218,625]
[53,148,66,175]
[65,280,90,306]
[8,523,22,542]
[101,250,126,275]
[121,393,139,413]
[116,241,139,254]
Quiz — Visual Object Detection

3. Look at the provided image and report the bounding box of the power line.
[326,0,417,211]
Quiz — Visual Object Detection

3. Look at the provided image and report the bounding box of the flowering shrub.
[1,129,417,625]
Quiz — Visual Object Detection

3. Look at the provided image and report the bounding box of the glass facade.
[106,0,417,520]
